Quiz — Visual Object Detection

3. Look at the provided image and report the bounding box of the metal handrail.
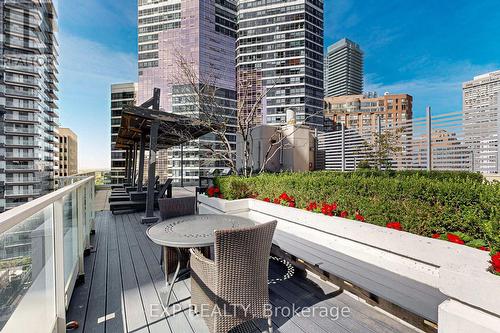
[0,176,95,333]
[0,176,93,234]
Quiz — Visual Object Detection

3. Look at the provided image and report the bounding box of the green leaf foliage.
[215,171,500,252]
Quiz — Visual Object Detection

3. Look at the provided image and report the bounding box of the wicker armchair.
[158,196,197,275]
[158,196,196,220]
[190,220,277,333]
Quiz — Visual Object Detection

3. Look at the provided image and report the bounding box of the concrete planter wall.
[198,195,500,333]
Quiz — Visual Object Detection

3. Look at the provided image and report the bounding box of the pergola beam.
[137,132,146,192]
[113,87,214,224]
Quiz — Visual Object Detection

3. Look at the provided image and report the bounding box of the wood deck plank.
[105,211,125,332]
[84,211,109,333]
[305,273,417,333]
[67,210,420,333]
[65,213,100,333]
[115,213,150,333]
[133,213,211,333]
[120,214,171,333]
[123,213,198,333]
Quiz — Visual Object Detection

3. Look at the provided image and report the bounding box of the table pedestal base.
[141,216,159,224]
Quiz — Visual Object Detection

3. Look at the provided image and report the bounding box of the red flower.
[263,197,271,202]
[279,192,290,202]
[218,194,224,199]
[491,252,500,273]
[207,186,220,198]
[305,201,317,211]
[479,246,490,252]
[288,201,296,208]
[340,211,348,218]
[432,233,441,239]
[386,222,403,231]
[355,213,365,222]
[273,198,280,204]
[446,233,465,245]
[320,202,337,216]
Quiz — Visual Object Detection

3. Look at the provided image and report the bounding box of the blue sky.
[58,0,500,170]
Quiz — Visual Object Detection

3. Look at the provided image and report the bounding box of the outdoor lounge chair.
[109,178,172,214]
[158,196,197,274]
[190,220,277,333]
[158,196,196,220]
[109,176,164,202]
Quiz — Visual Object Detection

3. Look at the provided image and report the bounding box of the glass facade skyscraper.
[236,0,324,128]
[324,38,364,98]
[137,0,237,185]
[110,82,137,184]
[0,0,59,211]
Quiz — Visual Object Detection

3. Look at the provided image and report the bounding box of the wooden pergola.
[115,88,213,223]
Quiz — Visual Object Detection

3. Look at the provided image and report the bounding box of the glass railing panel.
[62,192,78,287]
[0,205,56,332]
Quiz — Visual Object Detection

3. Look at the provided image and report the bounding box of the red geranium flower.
[479,246,490,252]
[386,222,403,231]
[446,233,465,245]
[491,252,500,273]
[288,201,296,208]
[273,198,280,204]
[263,197,271,202]
[432,233,441,239]
[320,202,337,216]
[305,201,317,211]
[355,213,365,222]
[207,186,220,197]
[340,211,348,218]
[279,192,290,202]
[218,194,224,199]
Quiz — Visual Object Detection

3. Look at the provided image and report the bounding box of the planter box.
[198,195,500,332]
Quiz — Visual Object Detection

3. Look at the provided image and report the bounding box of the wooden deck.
[66,210,419,333]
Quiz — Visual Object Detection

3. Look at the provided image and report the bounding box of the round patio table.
[146,214,255,307]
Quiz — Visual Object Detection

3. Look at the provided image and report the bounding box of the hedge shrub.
[215,171,500,252]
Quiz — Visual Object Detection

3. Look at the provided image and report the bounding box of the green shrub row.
[215,171,500,252]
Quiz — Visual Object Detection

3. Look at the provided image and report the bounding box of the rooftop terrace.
[1,177,498,333]
[65,189,418,333]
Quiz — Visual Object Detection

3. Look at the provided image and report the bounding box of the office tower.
[236,0,324,129]
[324,93,413,132]
[324,38,363,97]
[137,0,237,186]
[463,70,500,174]
[0,0,59,211]
[110,83,137,184]
[56,128,78,177]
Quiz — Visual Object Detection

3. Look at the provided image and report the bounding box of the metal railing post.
[53,199,66,333]
[90,178,96,228]
[85,181,92,238]
[76,186,85,277]
[341,123,346,172]
[426,106,432,171]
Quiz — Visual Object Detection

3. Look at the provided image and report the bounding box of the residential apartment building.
[463,70,500,174]
[110,83,137,184]
[0,0,59,211]
[56,128,77,177]
[324,38,363,97]
[137,0,237,186]
[236,0,324,128]
[324,93,413,132]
